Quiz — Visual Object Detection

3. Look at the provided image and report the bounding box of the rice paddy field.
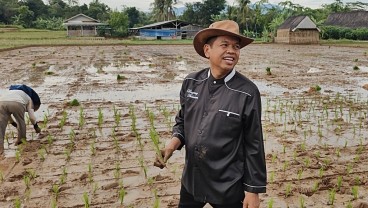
[0,38,367,207]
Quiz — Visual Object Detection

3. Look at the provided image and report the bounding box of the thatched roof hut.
[275,15,320,44]
[324,10,368,28]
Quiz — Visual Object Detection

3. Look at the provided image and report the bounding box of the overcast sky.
[72,0,351,11]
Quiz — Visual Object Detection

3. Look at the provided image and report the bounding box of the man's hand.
[34,123,41,133]
[153,148,175,169]
[243,192,260,208]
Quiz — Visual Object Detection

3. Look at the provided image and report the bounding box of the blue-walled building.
[129,20,203,40]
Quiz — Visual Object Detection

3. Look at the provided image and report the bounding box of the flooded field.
[0,44,367,207]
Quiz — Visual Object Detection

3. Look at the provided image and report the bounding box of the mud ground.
[0,44,367,207]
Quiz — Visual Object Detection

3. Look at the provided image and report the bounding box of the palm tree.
[151,0,177,21]
[236,0,251,32]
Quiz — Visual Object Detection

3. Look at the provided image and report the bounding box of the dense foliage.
[0,0,367,39]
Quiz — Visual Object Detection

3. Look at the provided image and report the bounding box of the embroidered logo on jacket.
[187,89,199,99]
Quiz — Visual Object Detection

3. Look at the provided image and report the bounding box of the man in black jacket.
[154,20,266,208]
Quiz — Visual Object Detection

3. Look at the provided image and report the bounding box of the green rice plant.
[346,201,353,208]
[299,196,305,208]
[267,198,274,208]
[312,181,319,192]
[88,163,93,183]
[23,175,31,189]
[90,140,96,156]
[15,150,21,163]
[271,153,277,163]
[113,105,121,126]
[319,167,324,178]
[153,189,160,208]
[352,186,358,200]
[118,186,126,205]
[304,157,310,167]
[138,156,147,179]
[43,112,49,128]
[269,171,275,183]
[337,176,343,191]
[83,192,90,208]
[0,171,3,182]
[97,108,103,128]
[283,161,288,172]
[117,74,126,81]
[38,148,46,161]
[47,134,54,145]
[51,197,57,208]
[297,169,303,180]
[285,183,292,197]
[346,163,353,174]
[266,67,272,75]
[69,98,80,106]
[328,188,336,205]
[14,197,21,208]
[114,162,121,180]
[52,184,60,199]
[79,106,85,128]
[65,148,71,161]
[59,110,68,129]
[149,127,163,162]
[354,176,360,185]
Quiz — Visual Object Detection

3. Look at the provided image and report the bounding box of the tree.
[22,0,48,20]
[109,10,129,37]
[13,5,34,27]
[236,0,251,32]
[124,7,140,28]
[0,0,19,24]
[85,0,110,21]
[151,0,177,21]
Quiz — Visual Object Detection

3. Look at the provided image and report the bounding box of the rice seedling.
[79,106,86,128]
[90,140,96,156]
[266,67,272,75]
[47,134,54,145]
[93,183,98,195]
[346,201,353,208]
[43,112,49,128]
[0,171,3,182]
[337,176,343,191]
[271,153,277,163]
[312,181,319,192]
[346,163,353,174]
[59,110,68,129]
[113,105,121,127]
[299,196,305,208]
[319,167,324,178]
[14,197,21,208]
[153,189,160,208]
[117,74,126,81]
[114,162,121,180]
[269,171,275,183]
[97,108,103,128]
[69,98,80,106]
[138,156,147,179]
[285,183,292,197]
[267,198,274,208]
[37,148,46,161]
[83,192,90,208]
[118,186,126,205]
[65,148,71,161]
[297,169,303,180]
[51,197,57,208]
[23,175,31,189]
[328,188,336,205]
[52,184,60,199]
[15,150,21,163]
[149,127,163,162]
[351,186,358,200]
[88,163,93,183]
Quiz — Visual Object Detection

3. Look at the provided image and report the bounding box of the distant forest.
[0,0,367,39]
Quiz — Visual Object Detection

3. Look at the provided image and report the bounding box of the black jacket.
[172,68,267,204]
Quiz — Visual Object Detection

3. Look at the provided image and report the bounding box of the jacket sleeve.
[172,80,186,150]
[242,89,267,193]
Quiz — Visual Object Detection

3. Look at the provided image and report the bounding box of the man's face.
[204,35,240,75]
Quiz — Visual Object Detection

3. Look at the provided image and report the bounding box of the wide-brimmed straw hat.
[193,20,253,58]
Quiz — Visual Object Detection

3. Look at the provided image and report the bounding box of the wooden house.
[63,14,107,37]
[275,16,320,44]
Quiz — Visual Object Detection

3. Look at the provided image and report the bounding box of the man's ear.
[204,44,210,58]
